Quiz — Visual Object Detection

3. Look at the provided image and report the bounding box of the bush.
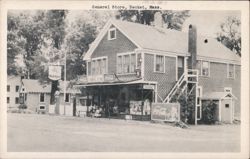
[201,100,217,124]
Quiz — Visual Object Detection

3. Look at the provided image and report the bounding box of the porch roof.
[202,92,237,100]
[74,79,156,87]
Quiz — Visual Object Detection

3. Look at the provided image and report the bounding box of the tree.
[43,10,68,104]
[216,16,241,57]
[63,21,97,80]
[7,12,26,75]
[116,10,190,31]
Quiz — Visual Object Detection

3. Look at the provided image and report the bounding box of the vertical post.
[194,84,197,125]
[64,51,67,115]
[141,84,143,121]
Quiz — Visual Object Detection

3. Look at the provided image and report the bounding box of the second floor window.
[227,64,235,78]
[88,57,107,76]
[7,85,10,92]
[201,61,209,76]
[7,97,10,104]
[155,55,164,73]
[117,53,136,74]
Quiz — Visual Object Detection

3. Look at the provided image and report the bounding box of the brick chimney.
[154,11,163,28]
[188,24,197,69]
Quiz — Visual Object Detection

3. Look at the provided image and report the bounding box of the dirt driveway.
[7,113,240,152]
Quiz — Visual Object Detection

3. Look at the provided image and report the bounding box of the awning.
[74,79,157,87]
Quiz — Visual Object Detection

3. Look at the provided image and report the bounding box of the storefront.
[76,81,155,120]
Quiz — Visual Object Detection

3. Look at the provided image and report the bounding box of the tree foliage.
[116,10,190,30]
[216,16,241,57]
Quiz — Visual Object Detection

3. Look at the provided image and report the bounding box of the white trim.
[88,56,108,76]
[91,56,108,61]
[108,28,116,40]
[141,52,145,80]
[200,60,210,77]
[143,50,179,58]
[197,56,240,66]
[39,93,45,103]
[116,52,137,75]
[175,57,178,81]
[197,86,203,97]
[219,100,222,122]
[154,54,165,73]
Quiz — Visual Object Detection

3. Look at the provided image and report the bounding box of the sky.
[66,10,241,38]
[10,10,241,38]
[182,10,241,38]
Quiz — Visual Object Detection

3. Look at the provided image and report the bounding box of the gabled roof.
[84,19,240,64]
[21,79,81,94]
[202,91,237,100]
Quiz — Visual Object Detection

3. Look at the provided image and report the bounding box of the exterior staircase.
[163,69,198,103]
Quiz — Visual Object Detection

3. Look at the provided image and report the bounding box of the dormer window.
[108,28,116,40]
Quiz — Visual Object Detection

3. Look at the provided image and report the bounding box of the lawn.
[7,113,240,152]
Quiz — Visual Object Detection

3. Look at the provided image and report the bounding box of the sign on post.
[151,103,180,122]
[49,65,61,80]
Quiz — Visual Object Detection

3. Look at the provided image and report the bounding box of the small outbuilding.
[201,92,237,123]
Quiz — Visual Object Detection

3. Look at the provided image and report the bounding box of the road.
[7,113,240,152]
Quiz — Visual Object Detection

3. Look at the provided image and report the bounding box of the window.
[39,105,45,110]
[227,64,235,78]
[201,61,209,76]
[123,55,130,73]
[87,62,91,75]
[7,97,10,104]
[130,54,136,73]
[40,93,45,103]
[65,93,70,103]
[101,58,107,74]
[224,87,232,93]
[108,28,116,40]
[16,85,19,92]
[225,104,229,108]
[155,55,164,73]
[117,53,136,74]
[89,57,107,76]
[117,56,123,74]
[15,97,19,104]
[7,85,10,92]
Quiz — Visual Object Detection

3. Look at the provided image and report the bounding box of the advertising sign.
[151,103,180,122]
[49,65,61,80]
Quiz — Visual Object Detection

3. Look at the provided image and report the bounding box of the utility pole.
[64,50,66,115]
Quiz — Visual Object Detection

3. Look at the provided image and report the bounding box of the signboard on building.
[151,103,180,122]
[49,65,61,80]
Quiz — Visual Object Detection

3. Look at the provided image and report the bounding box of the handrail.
[163,73,185,103]
[163,69,199,103]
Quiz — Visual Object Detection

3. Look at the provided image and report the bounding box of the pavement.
[7,113,240,152]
